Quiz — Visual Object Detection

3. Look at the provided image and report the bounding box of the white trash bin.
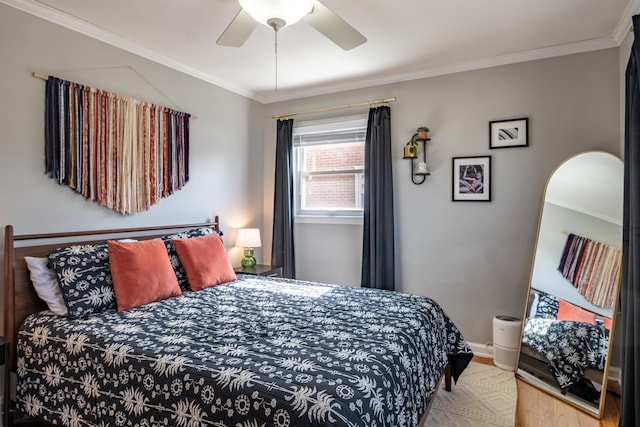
[492,315,522,371]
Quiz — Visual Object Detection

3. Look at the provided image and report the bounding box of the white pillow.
[24,256,68,316]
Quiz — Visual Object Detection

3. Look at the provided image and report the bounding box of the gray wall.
[0,5,266,317]
[621,30,633,154]
[294,221,363,286]
[265,49,621,346]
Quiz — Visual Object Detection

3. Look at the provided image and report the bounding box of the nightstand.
[235,264,282,278]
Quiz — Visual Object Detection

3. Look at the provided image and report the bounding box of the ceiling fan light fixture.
[239,0,315,28]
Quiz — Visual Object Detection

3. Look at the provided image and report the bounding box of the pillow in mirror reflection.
[598,315,612,329]
[557,298,596,324]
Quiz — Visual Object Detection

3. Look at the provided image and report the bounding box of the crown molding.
[613,0,640,43]
[0,0,260,101]
[264,37,619,103]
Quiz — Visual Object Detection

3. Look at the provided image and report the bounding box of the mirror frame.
[516,150,622,418]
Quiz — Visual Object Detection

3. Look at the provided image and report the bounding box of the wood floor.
[473,356,620,427]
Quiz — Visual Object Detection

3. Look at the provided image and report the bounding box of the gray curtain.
[271,119,296,278]
[361,106,395,290]
[621,15,640,427]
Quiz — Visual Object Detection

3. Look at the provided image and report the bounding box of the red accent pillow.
[557,298,596,324]
[601,316,613,329]
[108,239,182,311]
[172,233,237,291]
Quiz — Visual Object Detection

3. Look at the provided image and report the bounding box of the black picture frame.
[489,117,528,149]
[452,155,492,202]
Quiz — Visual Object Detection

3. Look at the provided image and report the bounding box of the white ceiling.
[3,0,640,103]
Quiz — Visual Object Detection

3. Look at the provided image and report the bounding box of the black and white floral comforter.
[521,317,608,392]
[16,276,473,427]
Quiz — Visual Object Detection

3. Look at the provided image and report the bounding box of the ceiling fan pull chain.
[267,18,284,96]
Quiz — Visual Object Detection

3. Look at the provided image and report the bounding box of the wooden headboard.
[2,217,220,370]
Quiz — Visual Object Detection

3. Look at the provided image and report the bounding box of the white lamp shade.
[236,228,262,248]
[239,0,315,27]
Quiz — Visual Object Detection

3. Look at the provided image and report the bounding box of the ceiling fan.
[217,0,367,50]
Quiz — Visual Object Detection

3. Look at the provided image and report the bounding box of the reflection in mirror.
[517,151,623,418]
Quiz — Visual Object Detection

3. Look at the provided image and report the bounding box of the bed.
[3,219,473,426]
[518,290,609,402]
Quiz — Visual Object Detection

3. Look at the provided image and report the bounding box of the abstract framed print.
[489,118,528,149]
[452,155,491,202]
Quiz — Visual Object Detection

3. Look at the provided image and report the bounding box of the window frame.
[292,115,368,221]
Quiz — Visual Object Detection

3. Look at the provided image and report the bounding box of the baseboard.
[468,341,622,393]
[469,341,493,359]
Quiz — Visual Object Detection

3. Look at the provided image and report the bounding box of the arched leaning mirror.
[516,151,623,418]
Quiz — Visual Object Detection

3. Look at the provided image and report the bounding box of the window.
[293,116,367,218]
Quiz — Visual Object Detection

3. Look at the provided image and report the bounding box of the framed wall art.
[452,155,491,202]
[489,117,528,149]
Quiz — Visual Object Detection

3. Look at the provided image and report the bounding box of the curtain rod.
[272,97,396,120]
[31,72,198,120]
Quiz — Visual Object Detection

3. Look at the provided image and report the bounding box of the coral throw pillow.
[172,233,236,291]
[557,298,596,324]
[108,238,181,311]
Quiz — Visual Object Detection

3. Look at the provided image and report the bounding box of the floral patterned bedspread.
[521,317,608,392]
[16,276,473,427]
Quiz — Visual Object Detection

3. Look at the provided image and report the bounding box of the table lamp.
[236,228,261,268]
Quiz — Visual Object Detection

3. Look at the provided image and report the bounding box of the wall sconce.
[236,228,262,268]
[403,127,431,185]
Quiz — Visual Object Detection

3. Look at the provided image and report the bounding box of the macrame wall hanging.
[43,75,190,215]
[557,233,622,308]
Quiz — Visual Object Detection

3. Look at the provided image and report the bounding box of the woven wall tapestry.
[44,76,190,215]
[557,233,622,308]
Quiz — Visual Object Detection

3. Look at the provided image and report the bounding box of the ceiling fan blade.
[216,9,258,47]
[302,1,367,50]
